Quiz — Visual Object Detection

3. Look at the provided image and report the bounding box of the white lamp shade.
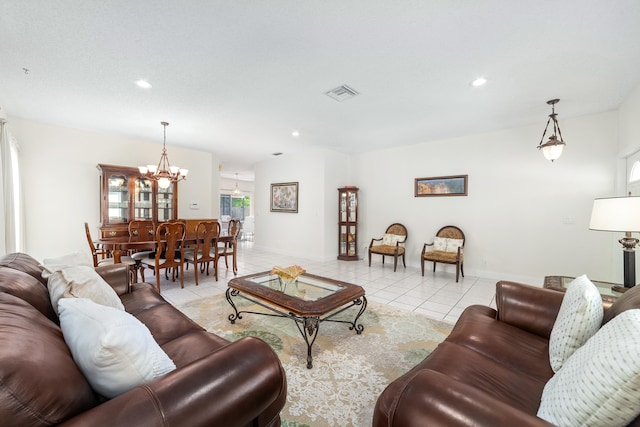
[589,196,640,232]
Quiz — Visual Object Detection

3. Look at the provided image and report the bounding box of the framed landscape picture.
[414,175,468,197]
[271,182,299,212]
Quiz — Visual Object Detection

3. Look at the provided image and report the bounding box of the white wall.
[618,83,640,158]
[254,149,349,261]
[352,112,618,284]
[7,117,220,261]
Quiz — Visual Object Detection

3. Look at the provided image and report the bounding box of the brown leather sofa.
[373,280,640,427]
[0,252,287,427]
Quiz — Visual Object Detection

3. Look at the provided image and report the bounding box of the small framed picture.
[271,182,299,212]
[415,175,468,197]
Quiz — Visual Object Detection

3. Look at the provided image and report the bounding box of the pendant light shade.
[537,99,566,162]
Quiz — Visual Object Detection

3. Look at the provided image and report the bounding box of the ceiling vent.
[325,85,359,102]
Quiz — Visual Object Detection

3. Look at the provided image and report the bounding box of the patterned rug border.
[175,292,453,427]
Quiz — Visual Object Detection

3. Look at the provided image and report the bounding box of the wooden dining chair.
[185,220,221,284]
[128,220,155,282]
[84,222,137,282]
[139,221,186,293]
[84,222,110,267]
[218,219,241,275]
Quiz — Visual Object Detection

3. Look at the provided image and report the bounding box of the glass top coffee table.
[226,271,367,368]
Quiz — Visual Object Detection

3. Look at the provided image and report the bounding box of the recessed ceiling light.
[470,77,487,87]
[135,79,152,89]
[292,131,300,137]
[272,152,283,156]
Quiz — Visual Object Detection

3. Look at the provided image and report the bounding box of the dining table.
[97,234,238,274]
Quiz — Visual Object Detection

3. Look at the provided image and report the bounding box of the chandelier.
[537,99,566,162]
[138,122,188,189]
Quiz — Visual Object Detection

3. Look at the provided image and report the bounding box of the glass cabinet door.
[347,225,356,256]
[134,178,154,221]
[107,174,129,224]
[340,192,347,221]
[156,184,175,222]
[348,191,357,221]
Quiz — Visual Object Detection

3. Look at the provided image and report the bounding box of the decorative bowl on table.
[271,265,306,291]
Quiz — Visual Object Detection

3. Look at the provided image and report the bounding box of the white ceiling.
[2,1,640,181]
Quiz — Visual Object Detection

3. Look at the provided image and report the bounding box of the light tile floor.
[155,241,497,323]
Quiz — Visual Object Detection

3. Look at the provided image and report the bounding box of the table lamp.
[589,195,640,292]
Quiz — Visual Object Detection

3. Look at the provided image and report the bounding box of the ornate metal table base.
[226,288,367,368]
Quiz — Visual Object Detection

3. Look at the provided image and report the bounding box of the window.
[220,195,250,220]
[220,195,231,216]
[630,161,640,183]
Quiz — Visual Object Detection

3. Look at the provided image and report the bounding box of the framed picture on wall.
[414,175,468,197]
[271,182,299,212]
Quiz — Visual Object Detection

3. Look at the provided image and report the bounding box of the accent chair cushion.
[446,238,464,253]
[433,237,448,251]
[538,309,640,426]
[382,233,403,246]
[47,265,124,315]
[58,298,176,398]
[548,275,603,372]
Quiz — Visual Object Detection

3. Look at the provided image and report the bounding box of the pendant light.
[233,173,241,195]
[139,122,189,189]
[537,99,566,162]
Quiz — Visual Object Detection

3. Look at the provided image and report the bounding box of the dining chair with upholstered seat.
[185,220,221,284]
[128,220,156,282]
[218,219,241,275]
[84,222,137,282]
[368,223,408,272]
[139,221,186,293]
[421,225,465,282]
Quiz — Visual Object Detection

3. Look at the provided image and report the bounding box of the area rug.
[176,293,453,427]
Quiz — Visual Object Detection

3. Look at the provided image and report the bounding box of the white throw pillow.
[446,238,464,253]
[538,309,640,427]
[58,298,176,398]
[433,236,447,251]
[382,233,402,246]
[47,265,124,315]
[548,275,603,372]
[41,251,93,279]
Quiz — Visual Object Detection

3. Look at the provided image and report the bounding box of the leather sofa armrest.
[95,264,129,295]
[379,369,555,427]
[59,337,286,427]
[495,280,564,339]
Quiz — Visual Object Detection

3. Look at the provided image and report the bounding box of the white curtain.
[0,118,25,254]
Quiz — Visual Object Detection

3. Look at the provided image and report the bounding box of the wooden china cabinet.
[338,186,359,261]
[97,164,178,238]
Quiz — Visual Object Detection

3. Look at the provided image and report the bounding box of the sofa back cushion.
[0,293,98,426]
[0,267,57,322]
[603,284,640,325]
[0,252,48,286]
